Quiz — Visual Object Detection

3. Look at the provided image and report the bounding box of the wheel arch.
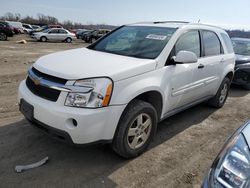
[225,71,234,82]
[118,90,164,122]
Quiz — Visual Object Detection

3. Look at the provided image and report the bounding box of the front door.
[164,30,202,113]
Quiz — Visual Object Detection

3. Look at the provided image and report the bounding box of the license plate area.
[20,99,34,121]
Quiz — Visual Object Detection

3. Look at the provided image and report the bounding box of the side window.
[202,31,222,56]
[221,33,234,53]
[175,31,200,57]
[59,29,67,34]
[49,29,58,34]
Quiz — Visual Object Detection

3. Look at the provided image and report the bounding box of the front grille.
[31,67,67,84]
[26,68,67,102]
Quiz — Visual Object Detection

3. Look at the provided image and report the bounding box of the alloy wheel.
[127,113,152,150]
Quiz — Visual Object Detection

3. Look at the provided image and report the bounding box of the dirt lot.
[0,35,249,188]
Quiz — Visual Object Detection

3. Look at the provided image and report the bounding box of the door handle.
[198,64,205,69]
[220,58,225,63]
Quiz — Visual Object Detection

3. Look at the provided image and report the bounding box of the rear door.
[193,30,225,98]
[58,29,68,40]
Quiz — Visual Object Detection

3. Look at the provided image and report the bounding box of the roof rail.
[153,21,190,24]
[132,21,189,25]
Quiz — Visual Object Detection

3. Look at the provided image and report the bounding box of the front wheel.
[0,32,7,41]
[207,77,231,108]
[112,100,158,158]
[40,36,47,42]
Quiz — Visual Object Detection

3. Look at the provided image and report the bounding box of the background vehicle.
[32,28,75,42]
[202,120,250,188]
[83,29,110,43]
[29,24,63,36]
[6,21,24,34]
[22,23,34,34]
[76,29,90,39]
[31,25,40,30]
[18,22,235,158]
[231,38,250,90]
[81,30,95,41]
[0,21,14,40]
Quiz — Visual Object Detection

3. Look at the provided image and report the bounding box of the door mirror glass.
[174,50,198,64]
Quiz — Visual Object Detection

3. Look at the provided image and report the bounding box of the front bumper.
[233,65,250,86]
[18,80,126,144]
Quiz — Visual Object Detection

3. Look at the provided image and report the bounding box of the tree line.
[0,12,116,30]
[1,12,250,38]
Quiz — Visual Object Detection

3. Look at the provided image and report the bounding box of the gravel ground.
[0,35,249,188]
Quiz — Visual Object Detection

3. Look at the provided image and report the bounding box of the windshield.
[232,39,250,56]
[89,26,177,59]
[42,29,50,33]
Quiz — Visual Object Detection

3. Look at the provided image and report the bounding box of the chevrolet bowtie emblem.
[34,78,41,85]
[30,76,42,85]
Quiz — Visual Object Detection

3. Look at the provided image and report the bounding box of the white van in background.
[6,21,24,34]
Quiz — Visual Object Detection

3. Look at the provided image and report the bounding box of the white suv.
[18,21,235,158]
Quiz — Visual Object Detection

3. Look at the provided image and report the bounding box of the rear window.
[202,30,222,56]
[221,33,234,53]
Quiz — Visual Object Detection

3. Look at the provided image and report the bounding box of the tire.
[207,77,231,108]
[40,36,47,42]
[0,32,7,41]
[65,37,72,43]
[243,84,250,90]
[112,100,158,158]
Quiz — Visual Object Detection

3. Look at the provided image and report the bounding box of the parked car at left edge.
[31,28,75,43]
[231,38,250,90]
[202,120,250,188]
[6,21,24,34]
[0,21,14,40]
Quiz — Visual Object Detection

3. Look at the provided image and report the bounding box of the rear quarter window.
[221,33,234,53]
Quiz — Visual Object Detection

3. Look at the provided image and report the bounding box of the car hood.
[33,48,157,81]
[235,55,250,65]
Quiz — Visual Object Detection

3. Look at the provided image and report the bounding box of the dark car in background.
[83,29,111,43]
[76,29,90,39]
[0,21,14,40]
[202,120,250,188]
[231,38,250,90]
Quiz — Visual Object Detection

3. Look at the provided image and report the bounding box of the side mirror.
[173,51,198,64]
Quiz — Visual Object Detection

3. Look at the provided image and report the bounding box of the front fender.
[110,71,164,106]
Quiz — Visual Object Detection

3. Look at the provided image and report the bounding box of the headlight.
[210,134,250,188]
[65,77,113,108]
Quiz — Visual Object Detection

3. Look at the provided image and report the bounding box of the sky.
[1,0,250,30]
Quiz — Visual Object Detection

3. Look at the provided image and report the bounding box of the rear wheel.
[0,32,7,41]
[207,77,231,108]
[112,100,158,158]
[40,36,47,42]
[65,37,72,43]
